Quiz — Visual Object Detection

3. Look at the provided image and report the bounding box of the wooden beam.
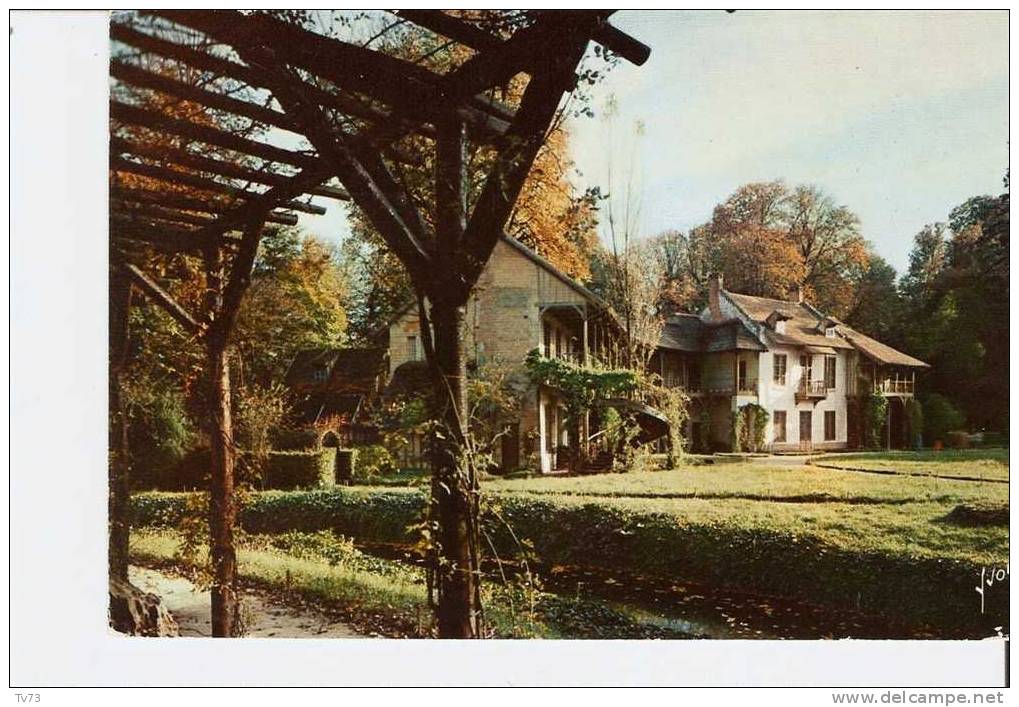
[112,198,298,228]
[111,185,298,226]
[111,59,302,133]
[194,165,332,240]
[457,18,599,294]
[111,157,327,214]
[119,261,201,334]
[111,100,318,169]
[112,21,435,142]
[238,48,434,276]
[111,136,349,200]
[153,10,513,140]
[441,14,577,100]
[111,216,229,253]
[396,10,502,52]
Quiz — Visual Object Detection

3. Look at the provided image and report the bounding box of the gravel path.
[129,565,362,638]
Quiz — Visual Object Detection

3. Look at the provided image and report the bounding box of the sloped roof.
[837,325,930,368]
[658,314,765,353]
[285,347,388,392]
[723,291,855,350]
[723,290,928,367]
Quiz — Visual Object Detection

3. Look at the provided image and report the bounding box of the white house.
[652,275,930,452]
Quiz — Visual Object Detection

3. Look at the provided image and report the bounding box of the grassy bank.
[130,528,696,639]
[131,471,1008,634]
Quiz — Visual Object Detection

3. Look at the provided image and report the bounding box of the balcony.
[875,378,914,395]
[796,378,827,403]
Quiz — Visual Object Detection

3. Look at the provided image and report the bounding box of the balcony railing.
[875,378,914,395]
[796,378,827,401]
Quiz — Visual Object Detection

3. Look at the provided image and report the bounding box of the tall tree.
[844,254,904,346]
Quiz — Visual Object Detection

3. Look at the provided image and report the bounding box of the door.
[500,423,520,473]
[799,410,813,451]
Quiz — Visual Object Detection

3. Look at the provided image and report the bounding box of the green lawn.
[484,462,1008,507]
[814,448,1009,481]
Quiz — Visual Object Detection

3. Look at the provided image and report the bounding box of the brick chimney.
[708,273,724,321]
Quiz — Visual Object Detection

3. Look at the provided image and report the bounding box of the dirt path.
[129,566,362,638]
[748,454,811,467]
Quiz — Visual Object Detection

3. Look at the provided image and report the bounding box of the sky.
[299,10,1008,274]
[566,10,1008,271]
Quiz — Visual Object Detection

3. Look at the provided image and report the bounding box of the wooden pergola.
[109,9,647,637]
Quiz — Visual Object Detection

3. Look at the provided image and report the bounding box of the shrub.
[923,393,966,445]
[904,398,923,448]
[353,444,397,479]
[946,431,970,449]
[273,427,320,451]
[862,391,888,449]
[730,410,745,453]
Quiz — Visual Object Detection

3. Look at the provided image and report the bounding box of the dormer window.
[825,327,837,338]
[766,310,791,335]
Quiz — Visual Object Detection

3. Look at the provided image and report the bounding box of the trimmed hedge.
[129,489,1007,634]
[141,447,337,491]
[264,448,337,490]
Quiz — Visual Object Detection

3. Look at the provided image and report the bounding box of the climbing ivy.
[739,403,770,452]
[524,349,642,471]
[863,391,889,449]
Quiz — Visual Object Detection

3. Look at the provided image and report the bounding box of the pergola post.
[108,268,133,583]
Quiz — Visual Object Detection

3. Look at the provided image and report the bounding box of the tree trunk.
[108,270,132,583]
[429,299,479,638]
[204,246,238,637]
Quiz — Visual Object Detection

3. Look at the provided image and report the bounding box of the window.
[543,323,552,357]
[773,411,787,443]
[737,359,748,391]
[407,335,421,361]
[312,368,328,383]
[800,354,812,381]
[773,354,787,385]
[824,410,836,441]
[824,356,837,389]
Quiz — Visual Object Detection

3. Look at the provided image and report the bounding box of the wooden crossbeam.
[119,261,201,334]
[457,17,601,293]
[153,10,513,141]
[111,157,327,214]
[111,137,349,200]
[111,59,302,134]
[193,165,333,240]
[112,21,432,141]
[441,14,578,100]
[111,185,297,227]
[111,215,227,253]
[243,48,434,276]
[112,197,298,228]
[399,10,651,68]
[111,100,318,169]
[396,10,502,53]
